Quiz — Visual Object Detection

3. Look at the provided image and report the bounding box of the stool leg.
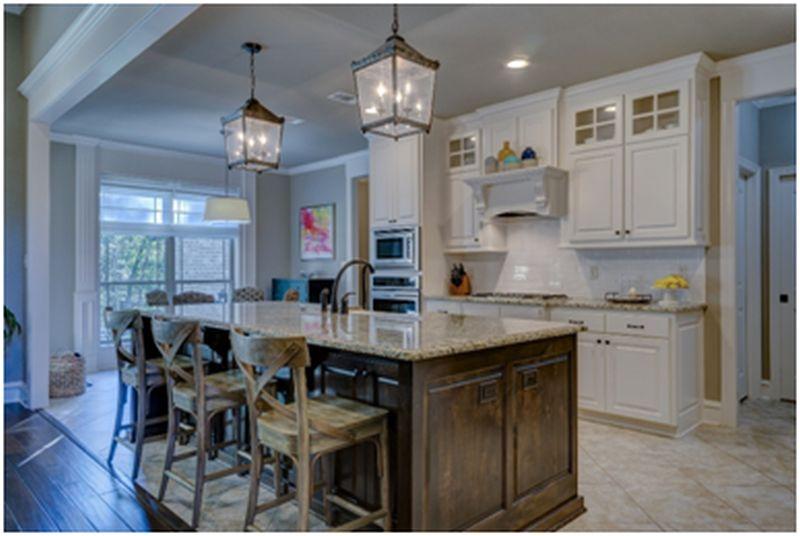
[273,451,282,497]
[296,454,311,532]
[322,454,333,525]
[132,386,146,481]
[108,379,127,467]
[379,421,391,531]
[244,439,262,530]
[191,416,208,529]
[157,408,178,502]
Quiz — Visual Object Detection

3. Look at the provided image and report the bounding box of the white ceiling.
[52,4,796,168]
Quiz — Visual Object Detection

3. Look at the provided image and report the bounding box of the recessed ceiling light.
[506,58,530,70]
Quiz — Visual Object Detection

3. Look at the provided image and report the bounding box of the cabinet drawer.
[606,313,669,338]
[550,309,605,332]
[499,304,547,320]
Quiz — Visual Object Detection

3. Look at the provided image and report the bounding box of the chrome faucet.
[329,259,375,314]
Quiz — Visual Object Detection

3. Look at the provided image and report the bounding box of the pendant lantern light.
[222,42,285,172]
[351,4,440,140]
[203,166,252,224]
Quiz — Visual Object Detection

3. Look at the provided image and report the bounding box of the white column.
[26,122,51,408]
[73,141,100,372]
[238,171,258,288]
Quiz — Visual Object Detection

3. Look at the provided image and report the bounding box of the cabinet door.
[518,108,556,166]
[624,136,689,240]
[369,139,396,227]
[447,178,479,247]
[625,81,689,143]
[482,116,518,163]
[605,335,670,424]
[512,354,572,499]
[577,333,606,411]
[567,147,624,243]
[393,135,421,225]
[566,96,623,153]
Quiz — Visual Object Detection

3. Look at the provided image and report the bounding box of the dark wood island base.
[313,334,583,530]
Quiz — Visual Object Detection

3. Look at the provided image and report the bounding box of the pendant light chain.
[249,48,256,100]
[391,3,399,35]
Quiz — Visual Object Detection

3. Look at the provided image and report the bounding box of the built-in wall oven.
[371,227,419,270]
[371,273,420,315]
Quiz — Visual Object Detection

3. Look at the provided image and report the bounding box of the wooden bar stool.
[230,327,391,532]
[152,316,250,529]
[105,308,169,481]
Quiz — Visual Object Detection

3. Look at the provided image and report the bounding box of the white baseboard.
[4,381,28,405]
[702,399,722,425]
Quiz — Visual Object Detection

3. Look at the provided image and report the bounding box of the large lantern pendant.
[222,42,285,172]
[351,4,440,140]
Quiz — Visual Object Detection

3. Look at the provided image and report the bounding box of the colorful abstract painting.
[300,204,335,260]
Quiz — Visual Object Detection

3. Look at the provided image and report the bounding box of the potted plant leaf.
[4,306,22,350]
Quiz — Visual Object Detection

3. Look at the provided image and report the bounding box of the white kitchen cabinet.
[446,177,480,248]
[605,334,670,424]
[447,131,480,173]
[499,304,547,320]
[369,134,421,228]
[461,302,502,317]
[566,147,624,243]
[518,108,557,166]
[625,81,689,143]
[624,136,689,241]
[577,333,607,412]
[566,96,623,153]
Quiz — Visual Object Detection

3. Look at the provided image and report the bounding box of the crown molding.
[564,52,713,98]
[714,42,795,74]
[475,87,563,118]
[280,150,369,176]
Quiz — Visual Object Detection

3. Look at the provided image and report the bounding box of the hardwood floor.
[4,403,189,532]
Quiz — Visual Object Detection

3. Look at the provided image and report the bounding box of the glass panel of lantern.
[222,103,283,172]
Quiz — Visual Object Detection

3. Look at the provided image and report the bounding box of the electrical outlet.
[589,265,600,280]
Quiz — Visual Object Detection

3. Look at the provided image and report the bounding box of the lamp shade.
[203,196,251,223]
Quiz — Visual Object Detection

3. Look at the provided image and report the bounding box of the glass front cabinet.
[567,96,623,152]
[625,81,689,142]
[447,131,480,173]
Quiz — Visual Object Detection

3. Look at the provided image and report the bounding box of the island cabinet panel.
[512,355,571,499]
[424,368,506,529]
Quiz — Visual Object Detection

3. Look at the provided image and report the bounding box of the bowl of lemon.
[653,274,689,306]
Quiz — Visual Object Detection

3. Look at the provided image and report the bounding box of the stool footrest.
[205,463,251,482]
[164,469,194,492]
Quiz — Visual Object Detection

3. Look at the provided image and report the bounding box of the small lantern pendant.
[351,4,440,140]
[222,42,285,172]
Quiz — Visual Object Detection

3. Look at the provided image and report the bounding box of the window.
[99,183,238,342]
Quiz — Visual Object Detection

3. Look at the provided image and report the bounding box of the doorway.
[734,94,796,406]
[351,176,370,305]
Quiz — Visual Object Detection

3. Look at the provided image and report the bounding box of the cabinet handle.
[626,323,645,330]
[568,319,584,325]
[522,370,539,391]
[478,380,499,404]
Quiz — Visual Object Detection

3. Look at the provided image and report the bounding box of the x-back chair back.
[105,308,145,374]
[151,316,204,399]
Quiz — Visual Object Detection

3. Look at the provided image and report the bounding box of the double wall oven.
[370,227,421,314]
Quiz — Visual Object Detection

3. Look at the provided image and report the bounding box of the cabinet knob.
[625,229,631,235]
[596,338,602,344]
[615,230,621,236]
[605,340,610,345]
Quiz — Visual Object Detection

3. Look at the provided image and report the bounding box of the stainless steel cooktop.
[471,292,569,300]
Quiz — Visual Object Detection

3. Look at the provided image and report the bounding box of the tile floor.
[48,370,797,532]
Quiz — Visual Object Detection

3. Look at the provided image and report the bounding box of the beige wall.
[49,142,76,353]
[256,173,291,297]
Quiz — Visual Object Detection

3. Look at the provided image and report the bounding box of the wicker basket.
[49,352,86,398]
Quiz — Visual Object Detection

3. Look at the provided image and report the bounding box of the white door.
[577,333,606,411]
[769,167,796,401]
[735,177,749,400]
[567,147,624,243]
[447,178,479,248]
[393,135,420,225]
[624,136,690,241]
[369,139,395,227]
[605,334,670,424]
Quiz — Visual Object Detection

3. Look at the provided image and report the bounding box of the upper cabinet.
[625,80,689,143]
[563,53,713,249]
[566,96,623,153]
[447,131,480,174]
[369,134,422,228]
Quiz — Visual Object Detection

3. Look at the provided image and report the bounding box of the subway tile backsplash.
[460,220,706,302]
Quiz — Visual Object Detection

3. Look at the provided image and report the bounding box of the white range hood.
[463,166,568,220]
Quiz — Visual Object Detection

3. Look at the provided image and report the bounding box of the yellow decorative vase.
[497,141,516,163]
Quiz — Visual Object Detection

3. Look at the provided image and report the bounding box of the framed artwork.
[300,203,335,260]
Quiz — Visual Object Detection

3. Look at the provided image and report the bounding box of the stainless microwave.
[370,227,419,270]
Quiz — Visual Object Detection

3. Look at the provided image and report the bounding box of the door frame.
[736,157,763,401]
[768,165,796,401]
[717,43,795,426]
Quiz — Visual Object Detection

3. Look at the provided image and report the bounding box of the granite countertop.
[427,294,707,313]
[140,302,581,362]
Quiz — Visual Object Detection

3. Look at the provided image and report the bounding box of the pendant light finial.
[221,41,285,172]
[351,4,440,140]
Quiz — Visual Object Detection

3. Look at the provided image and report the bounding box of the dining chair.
[146,289,169,306]
[231,327,391,531]
[173,291,215,305]
[233,286,266,303]
[105,308,168,480]
[152,316,249,529]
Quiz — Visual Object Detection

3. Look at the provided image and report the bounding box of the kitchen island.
[141,302,584,531]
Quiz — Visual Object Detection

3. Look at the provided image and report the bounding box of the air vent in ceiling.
[285,115,305,126]
[327,91,357,106]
